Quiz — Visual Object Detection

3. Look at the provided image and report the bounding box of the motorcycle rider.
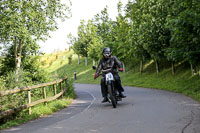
[94,47,126,103]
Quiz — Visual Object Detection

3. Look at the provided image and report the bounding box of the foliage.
[67,0,200,74]
[1,46,49,85]
[0,0,71,81]
[92,7,114,57]
[5,69,30,89]
[0,66,74,128]
[0,0,73,128]
[166,0,200,66]
[68,54,72,64]
[113,1,132,62]
[0,0,71,43]
[41,52,200,104]
[85,20,102,61]
[0,97,74,130]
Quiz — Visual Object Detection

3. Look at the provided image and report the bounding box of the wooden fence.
[0,76,68,120]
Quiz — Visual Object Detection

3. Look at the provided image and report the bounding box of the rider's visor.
[103,52,111,57]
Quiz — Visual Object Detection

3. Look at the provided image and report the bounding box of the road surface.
[1,83,200,133]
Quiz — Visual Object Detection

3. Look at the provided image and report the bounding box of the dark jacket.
[96,56,123,76]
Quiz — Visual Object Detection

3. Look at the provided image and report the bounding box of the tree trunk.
[199,69,200,76]
[14,37,17,63]
[172,61,175,75]
[15,39,23,82]
[140,60,143,73]
[122,62,125,72]
[14,38,18,82]
[155,60,159,73]
[93,59,95,66]
[85,56,87,66]
[190,63,195,75]
[78,55,80,65]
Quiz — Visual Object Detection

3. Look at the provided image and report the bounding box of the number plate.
[105,73,114,81]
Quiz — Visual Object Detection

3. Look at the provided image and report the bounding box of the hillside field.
[41,50,200,102]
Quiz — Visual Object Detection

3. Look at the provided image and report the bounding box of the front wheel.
[107,84,117,108]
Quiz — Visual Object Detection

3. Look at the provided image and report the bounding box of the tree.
[93,7,113,48]
[125,0,150,73]
[67,33,81,64]
[113,1,131,72]
[74,20,102,66]
[131,0,170,73]
[166,0,200,75]
[76,20,90,66]
[86,21,102,64]
[72,39,82,65]
[0,0,71,81]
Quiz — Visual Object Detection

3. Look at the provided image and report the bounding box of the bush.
[68,55,72,64]
[64,79,75,99]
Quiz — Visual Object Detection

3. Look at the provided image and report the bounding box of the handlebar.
[93,67,122,80]
[94,68,112,80]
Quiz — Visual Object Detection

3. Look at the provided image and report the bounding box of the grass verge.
[40,50,200,103]
[0,79,75,130]
[0,98,73,130]
[43,51,200,103]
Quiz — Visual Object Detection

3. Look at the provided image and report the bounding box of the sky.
[39,0,129,53]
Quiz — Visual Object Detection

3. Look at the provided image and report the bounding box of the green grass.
[0,97,74,130]
[40,50,74,74]
[2,50,198,130]
[120,69,200,101]
[0,61,76,130]
[0,79,75,130]
[3,50,195,130]
[42,50,200,102]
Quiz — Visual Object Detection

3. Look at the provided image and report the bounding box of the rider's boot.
[118,92,126,98]
[101,97,108,103]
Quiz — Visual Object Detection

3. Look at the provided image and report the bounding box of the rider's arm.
[113,56,123,68]
[96,59,103,75]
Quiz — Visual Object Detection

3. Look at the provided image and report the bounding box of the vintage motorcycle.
[93,66,122,108]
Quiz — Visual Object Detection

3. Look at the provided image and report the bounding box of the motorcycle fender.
[107,80,112,85]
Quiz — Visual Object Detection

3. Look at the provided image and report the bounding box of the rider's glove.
[119,68,124,72]
[94,73,98,79]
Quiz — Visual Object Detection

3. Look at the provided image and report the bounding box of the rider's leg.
[113,74,126,98]
[101,77,108,102]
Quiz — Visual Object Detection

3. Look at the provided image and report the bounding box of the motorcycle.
[93,66,122,108]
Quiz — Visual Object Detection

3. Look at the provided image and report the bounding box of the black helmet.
[102,47,112,57]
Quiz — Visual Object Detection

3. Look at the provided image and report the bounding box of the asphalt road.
[1,83,200,133]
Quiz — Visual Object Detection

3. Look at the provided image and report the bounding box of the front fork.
[106,80,121,101]
[106,80,117,96]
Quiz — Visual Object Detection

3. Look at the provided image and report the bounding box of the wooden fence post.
[60,82,63,98]
[53,84,57,95]
[43,87,47,106]
[28,90,31,114]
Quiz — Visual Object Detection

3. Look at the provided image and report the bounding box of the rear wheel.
[108,84,117,108]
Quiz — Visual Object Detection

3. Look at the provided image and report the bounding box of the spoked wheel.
[115,96,118,104]
[108,85,117,108]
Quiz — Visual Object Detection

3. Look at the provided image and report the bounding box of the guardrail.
[0,76,68,120]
